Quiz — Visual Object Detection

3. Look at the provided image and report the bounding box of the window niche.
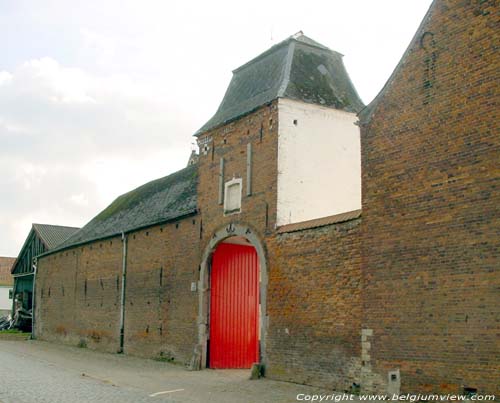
[224,178,242,215]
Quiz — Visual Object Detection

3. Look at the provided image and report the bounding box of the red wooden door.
[209,243,259,368]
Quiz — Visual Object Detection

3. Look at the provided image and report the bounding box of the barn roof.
[196,32,364,135]
[11,224,80,274]
[51,164,198,253]
[32,224,80,250]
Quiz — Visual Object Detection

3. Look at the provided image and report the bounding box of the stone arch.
[192,223,268,370]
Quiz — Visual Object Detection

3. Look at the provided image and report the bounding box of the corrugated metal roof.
[277,209,362,234]
[52,164,198,253]
[196,33,364,135]
[32,224,80,250]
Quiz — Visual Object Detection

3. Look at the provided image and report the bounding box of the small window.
[224,178,242,215]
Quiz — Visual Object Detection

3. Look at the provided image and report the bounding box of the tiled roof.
[277,209,362,234]
[52,164,198,253]
[32,224,80,250]
[10,224,80,275]
[196,33,364,135]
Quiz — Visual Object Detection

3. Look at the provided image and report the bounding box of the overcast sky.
[0,0,433,256]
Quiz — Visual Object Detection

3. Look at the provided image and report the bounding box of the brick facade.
[196,101,279,243]
[124,218,199,361]
[37,236,123,352]
[35,99,364,389]
[195,100,363,390]
[34,0,498,395]
[266,220,362,391]
[359,0,499,394]
[0,257,15,286]
[36,215,200,364]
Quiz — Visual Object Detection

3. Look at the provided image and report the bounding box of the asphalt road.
[0,340,331,403]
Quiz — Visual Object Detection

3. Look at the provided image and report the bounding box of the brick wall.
[36,214,201,364]
[36,237,123,352]
[0,257,15,286]
[197,101,279,244]
[195,101,279,369]
[360,0,499,394]
[197,101,363,389]
[34,3,498,391]
[124,217,200,363]
[266,219,362,391]
[37,98,363,389]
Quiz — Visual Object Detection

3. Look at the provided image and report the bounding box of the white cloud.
[0,0,434,256]
[69,193,89,207]
[21,58,95,104]
[0,72,12,86]
[0,58,192,255]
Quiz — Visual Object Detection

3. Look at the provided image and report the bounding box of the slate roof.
[32,224,80,250]
[196,32,364,135]
[53,164,198,252]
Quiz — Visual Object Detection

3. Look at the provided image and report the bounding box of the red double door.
[209,243,259,369]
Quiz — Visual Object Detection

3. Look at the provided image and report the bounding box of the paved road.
[0,340,332,403]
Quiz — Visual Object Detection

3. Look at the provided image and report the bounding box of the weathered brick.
[359,0,499,395]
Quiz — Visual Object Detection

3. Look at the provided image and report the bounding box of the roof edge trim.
[10,227,36,274]
[277,40,296,98]
[37,209,198,259]
[277,209,362,234]
[195,101,275,137]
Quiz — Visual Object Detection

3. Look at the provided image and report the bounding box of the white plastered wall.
[277,98,361,226]
[0,286,12,310]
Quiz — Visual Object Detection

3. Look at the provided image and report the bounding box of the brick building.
[34,0,498,396]
[357,0,499,394]
[11,224,80,318]
[0,257,15,316]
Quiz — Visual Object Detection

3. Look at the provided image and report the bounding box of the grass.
[0,329,27,334]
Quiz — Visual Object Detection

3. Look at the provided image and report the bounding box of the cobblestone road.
[0,340,333,403]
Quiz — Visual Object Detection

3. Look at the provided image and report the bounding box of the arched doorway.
[196,224,268,370]
[209,239,259,368]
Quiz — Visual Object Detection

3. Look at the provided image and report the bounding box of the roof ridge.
[196,32,363,136]
[47,164,199,255]
[32,223,81,250]
[232,36,293,74]
[277,39,296,98]
[293,33,338,53]
[111,163,196,202]
[232,32,336,75]
[32,223,80,229]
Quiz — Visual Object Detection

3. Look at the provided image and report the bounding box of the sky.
[0,0,434,256]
